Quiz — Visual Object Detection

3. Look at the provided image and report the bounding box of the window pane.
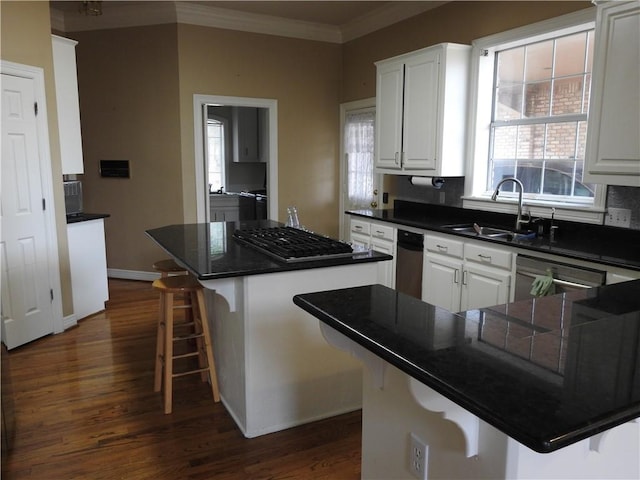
[554,32,587,77]
[492,125,518,159]
[586,30,595,72]
[497,47,524,86]
[525,40,553,82]
[576,121,588,159]
[545,122,577,159]
[495,84,523,121]
[516,124,545,159]
[552,76,586,116]
[524,81,551,117]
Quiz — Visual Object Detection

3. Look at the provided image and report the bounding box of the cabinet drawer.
[351,219,371,235]
[465,242,512,270]
[424,234,463,258]
[370,223,395,241]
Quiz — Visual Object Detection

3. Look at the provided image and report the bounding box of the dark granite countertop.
[348,201,640,271]
[145,220,392,280]
[293,281,640,453]
[66,213,110,224]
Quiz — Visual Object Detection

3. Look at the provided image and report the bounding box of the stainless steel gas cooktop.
[233,226,355,263]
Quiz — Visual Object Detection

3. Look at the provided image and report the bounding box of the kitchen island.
[146,220,392,437]
[294,281,640,479]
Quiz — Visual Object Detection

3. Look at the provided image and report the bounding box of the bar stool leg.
[154,304,164,392]
[194,289,220,403]
[163,291,175,414]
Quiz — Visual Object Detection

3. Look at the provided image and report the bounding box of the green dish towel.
[530,269,556,297]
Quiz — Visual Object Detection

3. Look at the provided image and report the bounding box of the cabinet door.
[423,253,462,312]
[375,61,404,169]
[233,107,260,162]
[371,237,395,288]
[402,51,439,170]
[583,2,640,186]
[461,263,511,311]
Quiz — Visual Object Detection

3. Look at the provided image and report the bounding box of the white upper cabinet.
[233,107,263,162]
[374,43,471,176]
[52,35,84,175]
[583,1,640,187]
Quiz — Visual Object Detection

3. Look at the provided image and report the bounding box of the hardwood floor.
[3,279,362,479]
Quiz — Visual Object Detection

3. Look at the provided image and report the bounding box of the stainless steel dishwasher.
[395,230,424,299]
[514,254,606,300]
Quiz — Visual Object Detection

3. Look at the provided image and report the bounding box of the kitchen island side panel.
[208,262,382,438]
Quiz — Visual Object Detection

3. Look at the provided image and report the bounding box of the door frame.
[339,97,377,241]
[0,60,64,337]
[193,94,278,223]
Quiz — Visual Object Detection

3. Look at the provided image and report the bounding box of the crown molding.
[175,2,342,43]
[341,1,447,43]
[51,1,445,43]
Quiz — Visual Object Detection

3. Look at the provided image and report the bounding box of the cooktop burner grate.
[233,226,354,263]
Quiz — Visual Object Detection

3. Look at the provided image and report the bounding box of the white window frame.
[463,7,606,224]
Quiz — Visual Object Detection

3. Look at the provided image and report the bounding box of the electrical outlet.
[409,433,428,479]
[605,207,631,228]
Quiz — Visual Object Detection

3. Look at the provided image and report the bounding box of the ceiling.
[50,1,447,43]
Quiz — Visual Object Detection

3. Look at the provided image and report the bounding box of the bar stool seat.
[153,258,187,278]
[152,275,220,414]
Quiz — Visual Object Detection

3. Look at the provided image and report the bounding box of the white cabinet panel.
[583,1,640,186]
[67,219,108,320]
[460,263,511,312]
[349,216,396,288]
[423,253,462,312]
[52,35,84,175]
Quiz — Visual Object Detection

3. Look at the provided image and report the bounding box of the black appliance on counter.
[239,190,268,220]
[233,226,354,263]
[63,180,83,216]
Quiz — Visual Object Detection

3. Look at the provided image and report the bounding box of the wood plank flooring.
[3,279,362,479]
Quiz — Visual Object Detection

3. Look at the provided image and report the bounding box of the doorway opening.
[193,95,278,223]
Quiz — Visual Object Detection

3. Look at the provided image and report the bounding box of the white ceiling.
[50,1,447,43]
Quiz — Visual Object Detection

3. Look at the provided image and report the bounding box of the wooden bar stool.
[152,275,220,414]
[152,258,187,278]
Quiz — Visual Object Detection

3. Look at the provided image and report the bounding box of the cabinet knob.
[370,201,378,208]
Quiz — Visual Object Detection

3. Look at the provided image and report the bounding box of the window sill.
[461,196,605,224]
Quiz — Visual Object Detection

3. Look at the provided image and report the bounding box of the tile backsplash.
[394,176,640,231]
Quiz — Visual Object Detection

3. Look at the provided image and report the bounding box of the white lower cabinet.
[423,233,513,312]
[67,219,109,321]
[349,217,396,288]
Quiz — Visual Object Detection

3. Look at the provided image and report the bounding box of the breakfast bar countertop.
[145,220,392,280]
[293,280,640,453]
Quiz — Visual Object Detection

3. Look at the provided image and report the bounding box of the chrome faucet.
[491,177,529,231]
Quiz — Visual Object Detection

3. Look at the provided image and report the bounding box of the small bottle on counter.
[286,206,300,229]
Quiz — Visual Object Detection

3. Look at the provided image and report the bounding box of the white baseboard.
[107,268,159,282]
[63,314,77,330]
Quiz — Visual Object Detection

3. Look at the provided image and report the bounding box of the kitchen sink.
[442,223,536,241]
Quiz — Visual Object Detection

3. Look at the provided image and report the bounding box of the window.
[207,118,225,192]
[465,9,605,222]
[489,30,595,202]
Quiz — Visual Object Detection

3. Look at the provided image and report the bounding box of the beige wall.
[72,25,182,273]
[176,25,342,234]
[0,1,73,315]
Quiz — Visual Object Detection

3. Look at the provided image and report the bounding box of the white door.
[461,263,511,311]
[1,73,54,349]
[339,100,380,240]
[423,253,462,312]
[375,61,404,169]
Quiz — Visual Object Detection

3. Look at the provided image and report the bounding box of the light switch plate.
[605,207,631,228]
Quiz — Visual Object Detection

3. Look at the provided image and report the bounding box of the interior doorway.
[339,98,379,240]
[193,95,278,223]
